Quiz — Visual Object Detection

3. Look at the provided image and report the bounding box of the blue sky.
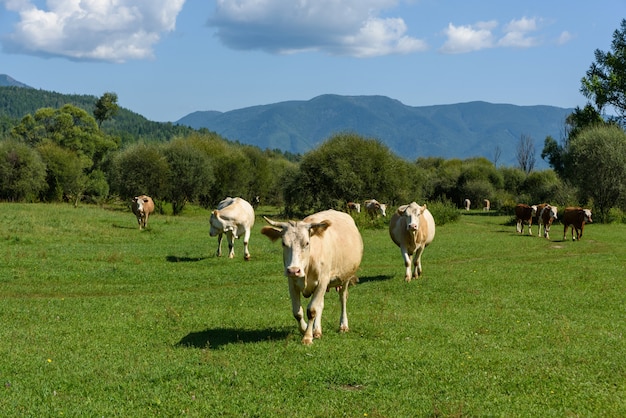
[0,0,623,122]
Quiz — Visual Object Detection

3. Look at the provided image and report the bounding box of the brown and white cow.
[515,203,537,235]
[463,198,471,211]
[131,195,155,230]
[538,205,558,239]
[209,197,255,260]
[562,207,593,241]
[346,202,361,213]
[389,202,436,282]
[364,199,387,218]
[483,199,490,211]
[261,210,363,345]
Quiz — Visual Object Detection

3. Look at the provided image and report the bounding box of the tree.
[109,143,170,200]
[516,133,535,175]
[94,92,119,128]
[580,19,626,123]
[0,140,47,201]
[568,124,626,221]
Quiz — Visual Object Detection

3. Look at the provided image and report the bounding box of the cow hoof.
[404,276,412,282]
[302,337,314,345]
[339,325,349,333]
[313,330,322,339]
[244,255,251,261]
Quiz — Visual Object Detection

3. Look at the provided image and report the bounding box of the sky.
[0,0,624,122]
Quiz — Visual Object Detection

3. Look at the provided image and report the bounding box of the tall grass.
[0,203,624,417]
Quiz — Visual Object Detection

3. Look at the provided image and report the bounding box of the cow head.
[132,196,144,214]
[583,209,593,223]
[397,202,426,233]
[261,217,330,279]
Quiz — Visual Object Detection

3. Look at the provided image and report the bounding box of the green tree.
[93,92,119,128]
[37,142,89,204]
[162,138,215,215]
[581,18,626,122]
[109,143,170,200]
[0,140,47,201]
[568,124,626,221]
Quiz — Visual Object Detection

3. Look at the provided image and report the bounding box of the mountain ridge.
[177,94,573,167]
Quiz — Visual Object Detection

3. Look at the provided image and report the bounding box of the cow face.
[583,209,593,223]
[261,218,330,279]
[209,210,225,236]
[398,202,425,233]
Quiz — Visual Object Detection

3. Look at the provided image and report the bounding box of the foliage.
[0,203,624,416]
[0,139,47,201]
[109,143,170,201]
[580,18,626,123]
[568,124,626,221]
[93,92,119,128]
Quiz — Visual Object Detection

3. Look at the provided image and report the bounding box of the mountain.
[177,94,573,167]
[0,74,32,88]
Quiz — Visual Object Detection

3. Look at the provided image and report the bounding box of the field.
[0,203,624,417]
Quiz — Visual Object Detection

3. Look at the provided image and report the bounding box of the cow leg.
[216,233,223,257]
[401,247,413,282]
[338,281,350,333]
[288,280,307,335]
[226,232,235,258]
[144,213,149,229]
[242,228,251,261]
[413,246,425,279]
[516,220,522,233]
[304,286,327,345]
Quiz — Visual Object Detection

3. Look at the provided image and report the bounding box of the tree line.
[2,20,626,222]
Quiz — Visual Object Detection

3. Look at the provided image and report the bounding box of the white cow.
[389,202,436,282]
[463,198,471,211]
[261,210,363,345]
[131,195,155,230]
[209,197,255,260]
[538,205,558,239]
[364,199,387,218]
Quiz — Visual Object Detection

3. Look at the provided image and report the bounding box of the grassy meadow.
[0,202,624,417]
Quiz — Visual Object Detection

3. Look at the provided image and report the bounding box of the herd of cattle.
[514,203,593,241]
[129,195,591,345]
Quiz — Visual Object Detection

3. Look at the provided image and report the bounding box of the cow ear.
[261,226,282,242]
[397,204,409,214]
[309,220,330,237]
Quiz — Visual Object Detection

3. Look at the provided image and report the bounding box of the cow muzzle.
[286,266,304,278]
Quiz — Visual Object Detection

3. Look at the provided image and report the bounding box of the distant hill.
[177,94,574,167]
[0,74,32,88]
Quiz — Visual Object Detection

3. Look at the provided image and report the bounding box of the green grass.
[0,204,624,417]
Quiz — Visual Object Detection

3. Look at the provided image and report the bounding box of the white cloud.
[208,0,427,57]
[440,16,545,54]
[556,30,573,45]
[439,21,497,54]
[0,0,186,62]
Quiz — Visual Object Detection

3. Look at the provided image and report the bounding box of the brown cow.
[261,210,363,345]
[562,207,593,241]
[346,202,361,213]
[131,195,155,230]
[364,199,387,217]
[538,205,558,239]
[389,202,436,282]
[515,204,537,235]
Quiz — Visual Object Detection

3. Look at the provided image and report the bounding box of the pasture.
[0,203,624,417]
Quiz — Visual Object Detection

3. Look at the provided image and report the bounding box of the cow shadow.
[357,274,394,284]
[166,255,207,263]
[176,327,291,349]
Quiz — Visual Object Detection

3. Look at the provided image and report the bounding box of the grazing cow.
[346,202,361,213]
[389,202,436,282]
[538,205,558,239]
[483,199,490,211]
[131,195,155,230]
[261,210,363,345]
[515,203,537,235]
[209,197,255,260]
[463,199,471,211]
[364,199,387,217]
[562,207,593,241]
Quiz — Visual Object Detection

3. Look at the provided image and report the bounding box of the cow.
[209,197,255,260]
[251,195,261,209]
[364,199,387,218]
[346,202,361,213]
[483,199,490,211]
[463,199,471,211]
[389,202,436,282]
[515,203,537,235]
[562,207,593,241]
[538,205,558,239]
[131,195,155,230]
[261,210,363,345]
